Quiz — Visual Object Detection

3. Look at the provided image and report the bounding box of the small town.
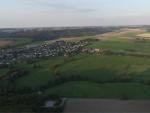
[0,40,90,65]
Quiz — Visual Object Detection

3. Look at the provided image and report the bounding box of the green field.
[89,39,150,53]
[1,30,150,100]
[45,81,150,99]
[3,54,148,99]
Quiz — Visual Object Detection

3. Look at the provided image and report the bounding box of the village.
[1,38,149,67]
[0,40,91,65]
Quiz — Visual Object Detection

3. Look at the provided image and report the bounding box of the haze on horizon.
[1,0,150,28]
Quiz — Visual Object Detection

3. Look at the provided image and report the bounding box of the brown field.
[45,28,147,43]
[0,40,14,47]
[64,98,150,113]
[45,36,93,44]
[137,33,150,38]
[95,28,146,40]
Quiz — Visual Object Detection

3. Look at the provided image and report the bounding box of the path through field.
[64,98,150,113]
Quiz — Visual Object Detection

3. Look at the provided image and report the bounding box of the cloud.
[76,8,96,13]
[20,0,95,13]
[22,0,75,10]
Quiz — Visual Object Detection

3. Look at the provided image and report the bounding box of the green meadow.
[89,38,150,53]
[4,53,150,99]
[2,31,150,99]
[45,81,150,99]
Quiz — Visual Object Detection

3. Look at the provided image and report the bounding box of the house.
[94,48,100,52]
[43,100,56,108]
[40,98,66,113]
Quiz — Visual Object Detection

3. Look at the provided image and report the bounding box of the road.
[64,98,150,113]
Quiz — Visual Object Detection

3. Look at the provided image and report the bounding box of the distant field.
[0,38,33,48]
[45,36,95,44]
[89,28,150,53]
[95,28,145,40]
[88,39,150,53]
[0,39,14,47]
[137,33,150,38]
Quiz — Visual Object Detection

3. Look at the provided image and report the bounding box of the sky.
[1,0,150,28]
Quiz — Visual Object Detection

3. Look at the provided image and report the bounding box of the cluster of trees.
[0,83,64,113]
[0,27,119,41]
[0,84,65,113]
[39,74,133,91]
[0,67,28,81]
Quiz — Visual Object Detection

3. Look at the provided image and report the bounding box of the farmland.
[10,54,150,99]
[0,38,33,48]
[1,27,150,112]
[45,81,150,99]
[137,33,150,38]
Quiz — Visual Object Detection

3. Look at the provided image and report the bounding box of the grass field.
[87,28,150,54]
[2,28,150,99]
[15,57,65,88]
[8,54,150,100]
[89,39,150,53]
[58,55,150,76]
[45,81,150,99]
[7,42,150,99]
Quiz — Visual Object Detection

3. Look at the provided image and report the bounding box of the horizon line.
[0,24,150,29]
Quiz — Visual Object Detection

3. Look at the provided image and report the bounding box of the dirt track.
[64,98,150,113]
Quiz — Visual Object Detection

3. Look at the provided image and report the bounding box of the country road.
[64,98,150,113]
